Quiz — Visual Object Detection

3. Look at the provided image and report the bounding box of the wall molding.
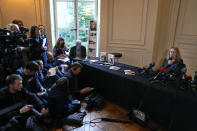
[176,0,197,37]
[108,0,149,46]
[166,0,181,48]
[175,0,197,46]
[174,0,197,76]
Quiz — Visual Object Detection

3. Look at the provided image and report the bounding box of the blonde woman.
[161,47,185,78]
[161,47,183,67]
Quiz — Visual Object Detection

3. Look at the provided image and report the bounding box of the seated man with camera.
[0,74,46,130]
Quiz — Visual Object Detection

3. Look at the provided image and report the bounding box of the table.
[79,58,197,131]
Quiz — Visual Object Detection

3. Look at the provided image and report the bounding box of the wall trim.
[108,0,149,46]
[166,0,181,48]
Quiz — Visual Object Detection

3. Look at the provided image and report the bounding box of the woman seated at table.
[53,37,69,59]
[161,47,185,78]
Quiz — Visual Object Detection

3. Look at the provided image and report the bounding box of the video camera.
[0,27,30,74]
[19,26,29,34]
[0,27,29,48]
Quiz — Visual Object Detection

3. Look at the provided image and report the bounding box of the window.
[55,0,97,49]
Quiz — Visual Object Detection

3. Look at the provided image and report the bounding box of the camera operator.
[12,19,24,28]
[0,74,46,130]
[4,23,29,71]
[7,24,20,32]
[0,34,21,73]
[7,23,29,47]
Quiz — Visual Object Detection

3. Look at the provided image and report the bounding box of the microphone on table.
[151,67,167,81]
[193,71,197,84]
[181,73,192,90]
[150,62,176,82]
[191,71,197,92]
[141,62,155,75]
[168,64,178,79]
[180,66,187,77]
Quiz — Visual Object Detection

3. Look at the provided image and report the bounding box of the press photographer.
[0,25,29,73]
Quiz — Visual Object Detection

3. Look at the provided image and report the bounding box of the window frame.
[53,0,98,46]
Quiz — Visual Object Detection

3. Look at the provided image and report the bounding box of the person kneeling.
[65,62,93,99]
[47,77,81,130]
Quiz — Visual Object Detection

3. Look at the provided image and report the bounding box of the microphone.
[160,67,167,73]
[186,74,192,89]
[169,56,172,60]
[167,64,179,80]
[168,64,177,74]
[171,63,177,69]
[185,74,192,81]
[194,71,197,83]
[180,73,192,90]
[149,62,155,69]
[141,62,155,75]
[181,67,187,76]
[150,67,167,81]
[191,71,197,91]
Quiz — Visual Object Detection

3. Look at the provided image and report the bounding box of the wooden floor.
[50,101,161,131]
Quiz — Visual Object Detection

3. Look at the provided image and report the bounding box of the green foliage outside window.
[58,2,95,49]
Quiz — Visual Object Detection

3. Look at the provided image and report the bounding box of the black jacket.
[69,46,86,59]
[29,37,45,61]
[47,78,72,129]
[16,67,41,93]
[161,58,185,78]
[0,87,44,126]
[65,69,81,98]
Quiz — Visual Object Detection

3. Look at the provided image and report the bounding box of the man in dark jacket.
[69,40,86,61]
[16,61,42,93]
[0,74,46,130]
[65,62,93,99]
[45,51,64,78]
[36,60,60,89]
